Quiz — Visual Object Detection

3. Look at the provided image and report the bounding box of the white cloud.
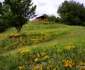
[32,0,65,17]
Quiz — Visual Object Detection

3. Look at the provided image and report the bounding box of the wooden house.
[35,15,47,22]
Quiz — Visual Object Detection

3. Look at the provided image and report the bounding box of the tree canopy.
[42,14,57,22]
[57,1,85,26]
[0,0,36,32]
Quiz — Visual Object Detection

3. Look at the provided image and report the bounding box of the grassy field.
[0,21,85,70]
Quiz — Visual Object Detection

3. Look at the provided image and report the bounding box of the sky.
[0,0,85,17]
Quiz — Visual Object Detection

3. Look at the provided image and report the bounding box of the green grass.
[0,21,85,70]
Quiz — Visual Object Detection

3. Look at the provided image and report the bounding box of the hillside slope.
[0,21,85,70]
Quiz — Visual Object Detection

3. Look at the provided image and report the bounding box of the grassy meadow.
[0,21,85,70]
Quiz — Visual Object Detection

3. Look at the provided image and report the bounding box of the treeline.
[42,14,60,22]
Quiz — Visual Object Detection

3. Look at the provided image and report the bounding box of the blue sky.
[0,0,85,17]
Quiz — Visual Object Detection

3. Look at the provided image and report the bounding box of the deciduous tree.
[57,1,85,26]
[2,0,36,32]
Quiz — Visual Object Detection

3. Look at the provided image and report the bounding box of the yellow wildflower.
[78,61,85,66]
[31,39,38,43]
[65,46,75,50]
[18,66,24,70]
[41,52,46,56]
[10,34,20,38]
[79,68,85,70]
[20,49,31,55]
[44,55,49,59]
[37,53,40,57]
[34,57,39,62]
[14,34,20,37]
[47,66,50,70]
[34,39,38,43]
[79,61,84,66]
[62,59,74,68]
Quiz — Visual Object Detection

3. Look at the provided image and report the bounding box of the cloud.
[32,0,65,17]
[36,2,47,7]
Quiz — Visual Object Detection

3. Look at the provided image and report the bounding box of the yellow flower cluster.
[20,49,31,55]
[10,34,20,38]
[41,52,47,56]
[47,66,50,70]
[47,66,58,70]
[40,32,50,40]
[65,46,75,50]
[31,39,38,43]
[34,52,48,62]
[37,53,40,57]
[32,65,42,70]
[62,59,74,68]
[78,61,85,66]
[79,62,85,70]
[34,57,39,62]
[34,53,40,62]
[79,68,85,70]
[18,66,24,70]
[44,55,49,59]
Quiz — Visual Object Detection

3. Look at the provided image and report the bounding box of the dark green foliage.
[0,2,10,33]
[42,14,57,22]
[47,15,57,22]
[56,17,61,22]
[0,2,2,14]
[0,23,7,33]
[0,0,36,32]
[57,1,85,26]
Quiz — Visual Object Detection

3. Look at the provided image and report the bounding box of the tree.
[47,15,57,22]
[2,0,36,32]
[57,1,85,25]
[0,2,9,33]
[56,17,61,22]
[42,14,57,22]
